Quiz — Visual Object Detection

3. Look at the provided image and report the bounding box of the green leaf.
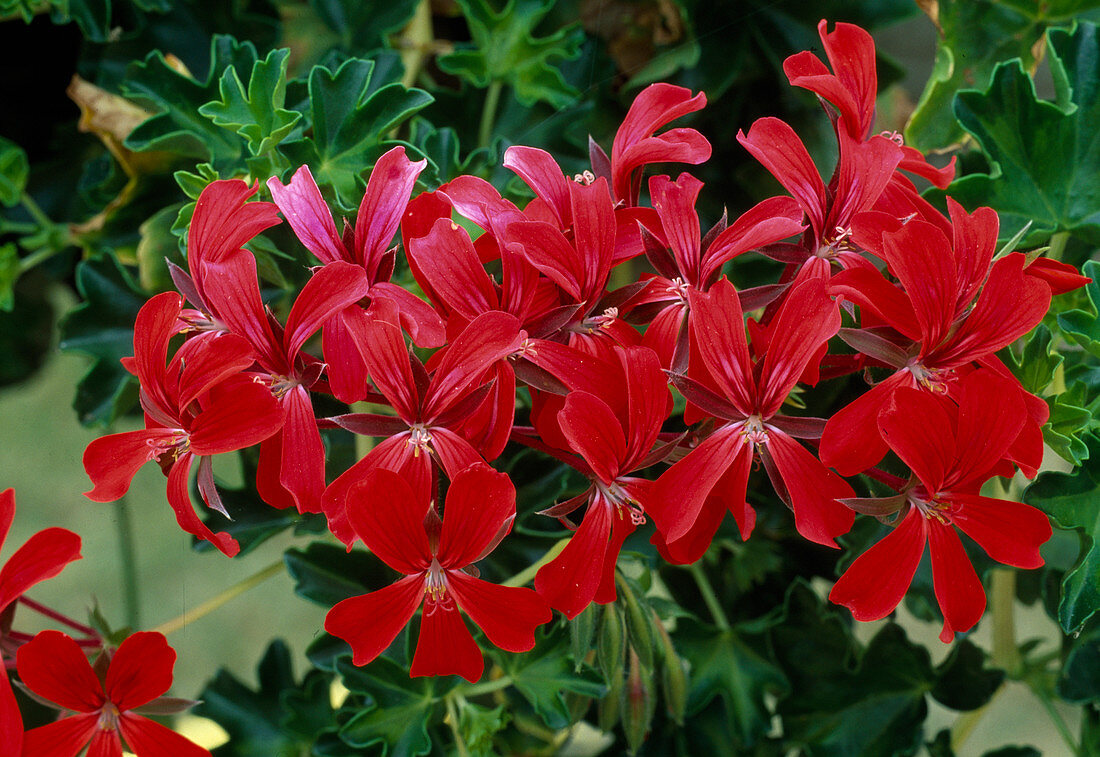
[1057,626,1100,701]
[931,639,1005,711]
[438,0,583,108]
[308,0,421,53]
[336,656,449,755]
[1045,382,1094,465]
[0,243,17,311]
[199,48,301,157]
[0,136,28,207]
[284,542,384,606]
[458,702,509,757]
[948,22,1100,244]
[501,626,607,729]
[1024,433,1100,632]
[58,257,146,426]
[279,57,433,208]
[122,35,259,163]
[1058,260,1100,357]
[676,617,788,748]
[195,640,334,757]
[1003,324,1062,395]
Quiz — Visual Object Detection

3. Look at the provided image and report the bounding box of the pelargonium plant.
[1,3,1099,755]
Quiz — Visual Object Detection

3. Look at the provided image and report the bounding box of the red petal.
[173,332,256,409]
[354,146,426,277]
[165,456,240,557]
[369,282,447,349]
[0,488,11,550]
[929,523,985,640]
[283,261,370,362]
[0,527,82,613]
[17,630,104,712]
[410,603,484,682]
[829,507,926,620]
[686,279,754,413]
[649,173,702,282]
[105,632,174,711]
[948,370,1025,487]
[558,390,626,483]
[949,494,1051,569]
[504,146,571,227]
[593,504,638,605]
[819,372,905,476]
[827,132,903,234]
[130,292,184,416]
[509,220,585,300]
[188,180,281,268]
[436,465,515,568]
[188,375,283,455]
[83,429,176,503]
[828,265,921,340]
[359,298,420,421]
[422,311,523,420]
[267,165,345,264]
[0,658,23,755]
[736,118,827,240]
[447,572,551,652]
[117,713,211,757]
[879,387,955,493]
[701,195,803,285]
[407,218,498,321]
[324,575,425,666]
[618,346,670,470]
[199,251,283,371]
[322,306,372,404]
[880,220,958,350]
[345,468,432,573]
[276,385,325,514]
[764,430,854,547]
[86,726,124,757]
[948,199,998,307]
[20,713,99,757]
[534,498,611,618]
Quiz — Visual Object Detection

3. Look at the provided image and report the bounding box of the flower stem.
[990,568,1019,675]
[478,80,504,150]
[444,693,472,757]
[1047,230,1070,262]
[151,560,283,636]
[18,597,96,636]
[461,674,513,697]
[502,537,569,588]
[398,0,434,89]
[1031,684,1079,754]
[115,496,142,630]
[688,561,730,631]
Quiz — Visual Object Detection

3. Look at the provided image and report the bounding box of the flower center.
[740,415,769,446]
[407,424,433,457]
[572,169,596,185]
[666,277,691,304]
[879,130,905,146]
[817,226,854,259]
[597,481,646,526]
[910,490,953,525]
[422,559,455,614]
[268,374,300,400]
[150,431,190,473]
[98,702,120,732]
[906,360,952,393]
[581,307,619,333]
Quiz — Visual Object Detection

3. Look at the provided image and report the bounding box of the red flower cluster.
[80,20,1087,678]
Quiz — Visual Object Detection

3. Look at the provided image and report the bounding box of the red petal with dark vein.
[559,390,627,484]
[410,602,484,682]
[880,220,958,350]
[614,129,711,204]
[105,632,174,711]
[17,630,104,712]
[118,713,212,757]
[173,332,256,409]
[593,503,639,605]
[165,456,239,557]
[188,375,283,456]
[947,198,998,307]
[949,494,1051,569]
[188,180,281,268]
[199,251,283,371]
[0,527,82,613]
[879,387,955,494]
[508,219,584,300]
[359,297,420,420]
[649,173,702,281]
[407,217,498,321]
[437,464,516,568]
[346,468,432,574]
[686,279,754,412]
[948,370,1025,488]
[534,498,611,618]
[325,575,425,666]
[504,146,572,227]
[423,311,523,420]
[830,507,926,621]
[275,385,325,514]
[701,196,803,285]
[20,713,99,757]
[83,428,177,503]
[448,572,551,652]
[370,282,447,349]
[322,306,371,404]
[929,522,985,641]
[283,261,370,362]
[737,118,827,240]
[765,429,854,547]
[827,265,921,340]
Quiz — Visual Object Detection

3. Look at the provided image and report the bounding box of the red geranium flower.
[16,630,209,757]
[325,465,551,683]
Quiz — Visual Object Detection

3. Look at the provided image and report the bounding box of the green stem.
[950,684,1006,749]
[990,568,1019,675]
[399,0,434,89]
[502,537,569,587]
[1032,684,1079,754]
[478,80,504,150]
[461,675,513,698]
[18,245,59,273]
[20,191,54,230]
[151,559,283,636]
[114,497,141,630]
[1047,230,1070,262]
[444,693,472,757]
[688,561,730,631]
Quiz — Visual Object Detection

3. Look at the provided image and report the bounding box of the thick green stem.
[1047,230,1070,262]
[152,560,283,636]
[444,693,472,757]
[1032,685,1079,754]
[688,561,730,631]
[114,497,141,630]
[478,80,504,150]
[18,245,59,273]
[399,0,434,89]
[461,675,513,698]
[502,537,568,588]
[990,568,1019,675]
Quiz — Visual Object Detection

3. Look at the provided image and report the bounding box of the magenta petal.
[283,261,370,362]
[928,522,985,640]
[354,146,426,278]
[829,507,926,621]
[534,498,611,618]
[447,572,551,653]
[267,165,346,265]
[325,575,425,666]
[504,146,571,227]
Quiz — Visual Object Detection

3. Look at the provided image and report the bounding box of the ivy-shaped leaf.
[279,57,433,208]
[57,256,146,426]
[1058,260,1100,357]
[199,47,301,157]
[1024,433,1100,632]
[500,625,607,729]
[308,0,421,54]
[948,22,1100,245]
[931,639,1005,711]
[438,0,583,108]
[284,541,386,607]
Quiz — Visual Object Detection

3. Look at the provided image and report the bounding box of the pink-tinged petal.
[322,306,372,404]
[354,146,426,278]
[423,312,523,420]
[0,488,12,550]
[879,387,955,493]
[325,575,425,666]
[535,497,610,618]
[829,507,927,620]
[948,199,998,307]
[436,465,515,568]
[165,456,240,557]
[899,146,956,188]
[276,385,325,514]
[117,713,211,757]
[20,713,99,757]
[686,279,753,413]
[441,176,524,244]
[188,375,283,456]
[199,251,283,371]
[447,572,551,652]
[948,370,1025,488]
[407,218,498,321]
[764,429,854,547]
[283,261,370,362]
[359,298,420,421]
[880,220,958,349]
[650,173,702,281]
[346,469,432,573]
[411,603,484,682]
[504,146,571,227]
[819,375,905,476]
[737,118,827,241]
[1,662,22,756]
[826,132,903,234]
[267,165,346,265]
[650,425,746,543]
[933,253,1052,367]
[16,630,104,712]
[188,180,282,269]
[949,494,1050,569]
[0,527,82,613]
[559,390,627,484]
[701,196,803,285]
[369,282,447,349]
[83,428,178,503]
[509,220,584,300]
[757,278,841,417]
[928,523,985,641]
[827,266,922,340]
[173,332,256,409]
[104,633,174,711]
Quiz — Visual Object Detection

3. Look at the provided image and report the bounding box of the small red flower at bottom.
[325,465,552,682]
[16,630,210,757]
